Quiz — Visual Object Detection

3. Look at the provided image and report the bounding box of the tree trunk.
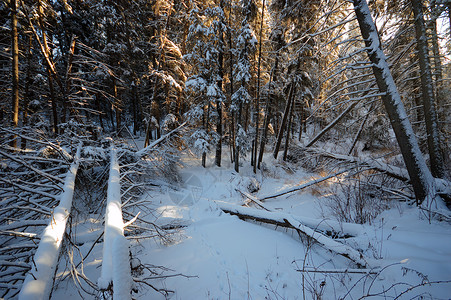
[48,68,58,134]
[448,2,451,40]
[63,36,76,124]
[306,101,358,147]
[410,0,445,179]
[37,1,58,134]
[429,1,443,84]
[215,19,225,167]
[298,97,305,141]
[11,0,19,148]
[348,104,373,155]
[131,80,141,135]
[234,103,242,173]
[202,102,211,168]
[273,82,295,159]
[257,30,283,168]
[96,93,105,130]
[253,0,266,173]
[283,89,295,161]
[216,100,223,167]
[257,103,271,169]
[112,77,121,134]
[353,0,436,205]
[22,35,33,149]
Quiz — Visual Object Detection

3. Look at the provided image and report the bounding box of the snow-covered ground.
[51,150,451,299]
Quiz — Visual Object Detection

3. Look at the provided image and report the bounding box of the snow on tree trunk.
[352,0,437,206]
[19,143,82,300]
[98,146,131,300]
[112,235,132,300]
[410,0,446,179]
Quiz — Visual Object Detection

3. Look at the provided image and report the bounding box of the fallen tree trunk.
[306,100,359,147]
[98,146,132,300]
[19,143,82,300]
[217,202,369,268]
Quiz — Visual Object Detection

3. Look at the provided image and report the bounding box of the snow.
[98,146,129,292]
[19,143,82,300]
[49,147,451,299]
[112,235,132,300]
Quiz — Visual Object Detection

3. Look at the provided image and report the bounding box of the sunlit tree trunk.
[11,0,19,148]
[253,0,266,173]
[36,1,59,134]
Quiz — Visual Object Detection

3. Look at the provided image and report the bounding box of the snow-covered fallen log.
[237,190,362,238]
[218,202,369,268]
[98,146,132,300]
[297,267,377,274]
[18,143,82,300]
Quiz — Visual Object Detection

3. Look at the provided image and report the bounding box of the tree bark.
[253,0,265,173]
[429,1,443,84]
[215,16,225,167]
[257,30,284,168]
[62,36,76,124]
[22,35,33,149]
[113,77,121,134]
[11,0,19,148]
[410,0,445,179]
[448,2,451,40]
[306,101,358,147]
[234,102,242,173]
[36,1,59,134]
[215,99,223,167]
[283,89,295,161]
[273,82,295,159]
[202,102,211,168]
[353,0,436,205]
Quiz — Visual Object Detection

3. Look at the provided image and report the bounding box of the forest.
[0,0,450,299]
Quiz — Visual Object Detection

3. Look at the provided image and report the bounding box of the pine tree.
[231,0,257,172]
[185,2,226,167]
[410,0,446,179]
[353,0,439,205]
